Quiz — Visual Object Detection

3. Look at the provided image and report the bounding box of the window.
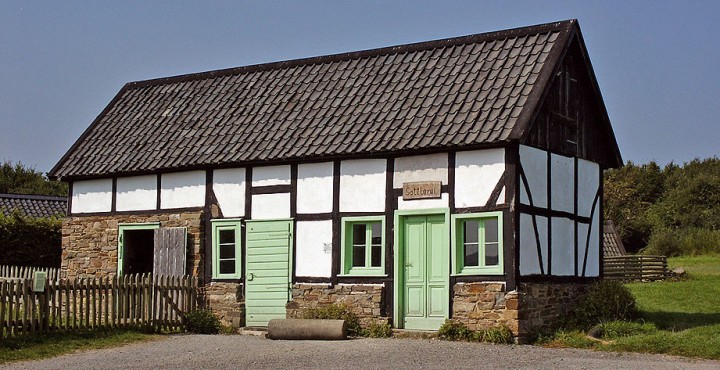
[211,219,242,279]
[340,216,385,276]
[452,212,503,275]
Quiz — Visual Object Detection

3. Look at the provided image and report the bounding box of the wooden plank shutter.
[153,227,187,276]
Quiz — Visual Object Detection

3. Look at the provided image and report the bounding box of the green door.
[402,214,449,330]
[245,220,293,327]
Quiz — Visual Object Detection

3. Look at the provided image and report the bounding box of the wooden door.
[245,220,292,327]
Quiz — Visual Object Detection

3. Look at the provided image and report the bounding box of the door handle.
[405,263,413,267]
[247,273,254,281]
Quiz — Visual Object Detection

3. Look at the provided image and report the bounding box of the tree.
[0,161,67,196]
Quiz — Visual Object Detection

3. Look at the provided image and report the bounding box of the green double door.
[245,220,292,327]
[402,214,449,330]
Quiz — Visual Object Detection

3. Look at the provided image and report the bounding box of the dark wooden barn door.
[153,227,187,276]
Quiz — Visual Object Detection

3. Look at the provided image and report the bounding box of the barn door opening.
[118,223,186,277]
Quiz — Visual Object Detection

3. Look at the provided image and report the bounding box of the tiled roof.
[51,20,579,179]
[603,221,627,257]
[0,194,67,218]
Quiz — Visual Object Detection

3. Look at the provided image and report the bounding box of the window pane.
[353,224,366,245]
[464,221,479,244]
[484,218,498,243]
[219,260,235,274]
[485,243,499,266]
[219,229,235,245]
[371,222,382,245]
[353,244,366,267]
[371,244,382,267]
[219,244,235,259]
[464,243,479,267]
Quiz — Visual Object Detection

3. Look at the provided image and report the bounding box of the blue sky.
[1,1,719,173]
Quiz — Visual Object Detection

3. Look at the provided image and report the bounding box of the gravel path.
[3,334,719,370]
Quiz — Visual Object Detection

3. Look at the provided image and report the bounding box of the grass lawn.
[541,254,720,360]
[0,330,160,364]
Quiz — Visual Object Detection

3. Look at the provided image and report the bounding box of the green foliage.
[592,320,657,339]
[302,303,362,337]
[643,228,720,256]
[361,321,393,338]
[0,161,67,197]
[536,329,598,349]
[0,211,62,267]
[438,320,513,344]
[185,309,222,334]
[566,280,637,330]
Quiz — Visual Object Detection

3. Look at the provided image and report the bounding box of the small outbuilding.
[50,19,621,338]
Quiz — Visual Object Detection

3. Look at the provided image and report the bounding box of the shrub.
[642,228,681,256]
[566,280,638,330]
[302,303,362,337]
[438,320,513,344]
[0,212,62,267]
[474,325,514,344]
[361,321,393,338]
[438,320,472,341]
[185,309,221,334]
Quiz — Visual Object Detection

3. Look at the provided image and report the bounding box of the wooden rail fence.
[603,255,668,281]
[0,265,60,282]
[0,274,197,338]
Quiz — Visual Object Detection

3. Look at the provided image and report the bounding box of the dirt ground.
[3,334,719,370]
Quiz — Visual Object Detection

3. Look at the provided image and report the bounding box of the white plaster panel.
[397,193,449,210]
[295,220,333,277]
[213,168,246,218]
[252,165,291,187]
[339,159,386,212]
[577,223,590,276]
[551,154,575,213]
[160,171,206,209]
[519,145,547,208]
[116,175,157,211]
[251,193,290,219]
[585,211,601,277]
[297,162,334,214]
[454,149,505,208]
[519,213,548,276]
[497,187,505,205]
[551,217,575,276]
[71,179,112,213]
[393,153,448,188]
[577,158,600,218]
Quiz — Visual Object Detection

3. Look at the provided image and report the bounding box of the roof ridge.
[126,19,575,90]
[0,193,67,201]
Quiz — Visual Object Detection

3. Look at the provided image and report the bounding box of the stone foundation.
[61,211,204,279]
[286,283,389,327]
[517,282,587,337]
[203,282,245,327]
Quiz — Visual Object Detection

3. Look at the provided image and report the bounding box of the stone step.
[239,327,268,337]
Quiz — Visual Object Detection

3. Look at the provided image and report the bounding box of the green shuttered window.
[451,212,503,275]
[341,216,385,276]
[211,219,242,279]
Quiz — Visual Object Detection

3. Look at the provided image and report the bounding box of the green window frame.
[340,216,385,276]
[451,212,503,275]
[211,219,242,279]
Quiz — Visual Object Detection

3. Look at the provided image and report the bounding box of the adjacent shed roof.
[0,194,67,218]
[50,19,617,180]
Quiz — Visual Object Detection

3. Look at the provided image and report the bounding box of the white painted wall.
[577,158,600,218]
[497,187,505,205]
[71,179,112,213]
[252,165,291,187]
[454,149,505,208]
[160,171,206,209]
[585,211,601,277]
[116,175,157,211]
[550,154,575,213]
[213,168,246,217]
[251,193,290,219]
[551,217,575,276]
[393,153,448,188]
[295,220,333,277]
[297,162,333,214]
[397,193,449,210]
[519,213,548,275]
[519,145,547,208]
[339,159,386,212]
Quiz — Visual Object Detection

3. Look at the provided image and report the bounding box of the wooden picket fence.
[603,255,668,281]
[0,265,60,282]
[0,273,198,338]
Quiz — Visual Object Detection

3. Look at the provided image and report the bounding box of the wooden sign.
[403,181,442,200]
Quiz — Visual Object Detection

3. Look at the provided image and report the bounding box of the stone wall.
[203,282,244,327]
[286,283,388,326]
[452,282,519,334]
[62,211,204,279]
[517,282,587,337]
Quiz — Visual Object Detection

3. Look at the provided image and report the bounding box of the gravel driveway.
[3,334,719,370]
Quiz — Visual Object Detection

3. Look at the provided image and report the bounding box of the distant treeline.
[604,157,720,256]
[0,161,67,196]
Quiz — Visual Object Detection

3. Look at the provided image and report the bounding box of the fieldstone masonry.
[203,282,245,327]
[286,283,389,327]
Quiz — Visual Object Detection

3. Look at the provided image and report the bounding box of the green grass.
[541,255,720,359]
[0,330,159,364]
